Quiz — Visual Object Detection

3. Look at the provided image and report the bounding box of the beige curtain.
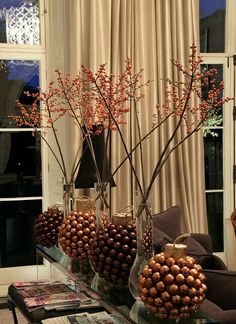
[68,0,208,233]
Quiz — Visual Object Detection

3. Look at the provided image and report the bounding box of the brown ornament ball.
[89,220,137,284]
[138,252,207,319]
[141,224,153,257]
[34,206,64,247]
[59,209,96,261]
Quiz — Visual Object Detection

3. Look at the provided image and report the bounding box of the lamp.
[75,127,116,188]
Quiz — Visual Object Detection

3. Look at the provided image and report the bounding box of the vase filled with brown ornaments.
[137,234,207,320]
[34,205,64,248]
[128,202,153,300]
[58,196,96,275]
[89,182,137,293]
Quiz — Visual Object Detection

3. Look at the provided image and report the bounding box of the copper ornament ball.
[59,210,96,261]
[89,220,137,284]
[138,252,207,320]
[34,206,64,248]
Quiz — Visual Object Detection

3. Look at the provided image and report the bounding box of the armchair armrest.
[203,269,236,310]
[200,299,236,324]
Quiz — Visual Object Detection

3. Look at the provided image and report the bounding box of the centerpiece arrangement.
[9,45,232,317]
[137,234,207,319]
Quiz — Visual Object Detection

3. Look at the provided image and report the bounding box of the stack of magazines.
[12,279,100,312]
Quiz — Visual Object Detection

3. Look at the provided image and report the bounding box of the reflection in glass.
[0,59,39,128]
[0,0,40,44]
[0,131,42,198]
[204,129,223,190]
[0,200,42,267]
[206,192,223,252]
[200,0,225,53]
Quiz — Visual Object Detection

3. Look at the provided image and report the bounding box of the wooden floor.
[0,308,27,324]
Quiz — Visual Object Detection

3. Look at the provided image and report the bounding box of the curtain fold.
[68,0,208,233]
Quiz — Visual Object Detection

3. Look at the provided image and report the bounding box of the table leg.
[8,298,19,324]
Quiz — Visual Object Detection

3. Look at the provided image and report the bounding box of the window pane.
[0,200,42,267]
[0,0,40,44]
[204,129,223,190]
[200,0,226,53]
[0,131,42,198]
[206,192,223,252]
[201,64,223,123]
[0,59,39,128]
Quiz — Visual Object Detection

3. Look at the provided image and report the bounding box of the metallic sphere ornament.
[138,240,207,320]
[34,206,63,247]
[59,210,96,261]
[89,220,137,284]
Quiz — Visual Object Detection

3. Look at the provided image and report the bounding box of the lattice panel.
[5,3,39,45]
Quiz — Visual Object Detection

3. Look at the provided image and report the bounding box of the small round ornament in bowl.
[34,205,64,248]
[137,234,207,320]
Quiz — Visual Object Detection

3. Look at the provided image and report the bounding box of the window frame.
[199,0,236,263]
[0,0,50,293]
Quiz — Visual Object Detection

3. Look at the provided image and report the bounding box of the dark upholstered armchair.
[152,205,236,323]
[199,269,236,323]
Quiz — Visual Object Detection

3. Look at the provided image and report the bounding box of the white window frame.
[0,0,50,296]
[201,0,236,264]
[0,0,69,296]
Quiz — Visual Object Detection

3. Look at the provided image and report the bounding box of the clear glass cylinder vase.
[63,182,74,217]
[94,182,110,229]
[128,202,153,300]
[89,182,112,293]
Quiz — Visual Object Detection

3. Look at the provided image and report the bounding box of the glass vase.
[128,202,153,300]
[89,182,112,293]
[58,195,95,281]
[94,182,110,229]
[63,181,74,217]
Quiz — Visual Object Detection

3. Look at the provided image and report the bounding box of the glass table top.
[36,244,218,324]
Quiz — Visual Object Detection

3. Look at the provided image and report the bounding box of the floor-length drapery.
[68,0,208,233]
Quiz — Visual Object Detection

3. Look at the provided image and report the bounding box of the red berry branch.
[9,45,233,213]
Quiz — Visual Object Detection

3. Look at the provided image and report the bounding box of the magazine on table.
[17,283,74,298]
[12,279,52,288]
[44,299,101,311]
[42,311,125,324]
[12,279,74,289]
[24,291,82,312]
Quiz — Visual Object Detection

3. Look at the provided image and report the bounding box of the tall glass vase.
[90,182,111,293]
[94,182,110,228]
[63,182,74,217]
[128,202,153,300]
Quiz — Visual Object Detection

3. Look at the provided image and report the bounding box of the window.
[200,0,226,53]
[0,0,40,45]
[0,0,46,268]
[200,0,234,254]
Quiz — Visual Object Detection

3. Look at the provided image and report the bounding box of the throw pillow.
[184,236,207,256]
[153,227,173,253]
